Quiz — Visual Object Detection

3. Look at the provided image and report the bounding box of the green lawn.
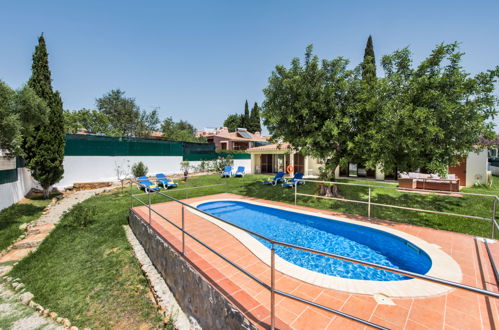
[0,198,51,251]
[137,174,498,238]
[9,192,164,329]
[7,173,498,328]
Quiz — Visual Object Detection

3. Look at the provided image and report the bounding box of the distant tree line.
[223,100,262,133]
[263,36,499,179]
[64,90,205,142]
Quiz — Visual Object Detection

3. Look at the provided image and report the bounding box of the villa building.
[196,127,269,151]
[246,142,489,187]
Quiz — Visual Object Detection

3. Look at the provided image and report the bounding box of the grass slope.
[0,198,51,251]
[10,192,163,329]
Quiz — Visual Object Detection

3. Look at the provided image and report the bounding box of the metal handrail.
[294,179,499,238]
[130,184,499,330]
[132,192,388,329]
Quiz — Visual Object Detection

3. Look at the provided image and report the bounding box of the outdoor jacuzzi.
[190,198,462,297]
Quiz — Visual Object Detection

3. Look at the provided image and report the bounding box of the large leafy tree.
[161,117,204,142]
[262,42,499,182]
[64,108,111,135]
[96,89,140,137]
[25,34,65,197]
[0,82,49,157]
[134,109,160,138]
[223,113,242,132]
[263,45,359,177]
[0,81,22,155]
[95,89,160,137]
[368,43,499,175]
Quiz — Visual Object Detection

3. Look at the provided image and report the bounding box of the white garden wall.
[0,168,36,211]
[466,150,488,186]
[57,156,184,188]
[56,157,252,188]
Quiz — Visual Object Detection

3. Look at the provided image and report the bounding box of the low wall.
[57,156,184,188]
[128,211,256,330]
[57,157,253,189]
[0,168,36,211]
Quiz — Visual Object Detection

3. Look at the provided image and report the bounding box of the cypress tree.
[249,102,261,133]
[242,100,250,128]
[26,34,65,198]
[362,35,376,83]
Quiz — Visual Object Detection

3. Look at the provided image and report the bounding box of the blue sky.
[1,0,498,131]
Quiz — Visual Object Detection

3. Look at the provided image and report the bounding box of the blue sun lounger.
[282,172,304,188]
[235,166,245,177]
[137,176,160,193]
[155,173,178,189]
[221,166,232,178]
[263,171,285,186]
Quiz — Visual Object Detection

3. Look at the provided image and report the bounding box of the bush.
[180,161,190,173]
[213,155,234,172]
[63,204,97,228]
[132,161,148,177]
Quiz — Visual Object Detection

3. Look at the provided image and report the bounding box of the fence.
[129,182,499,329]
[293,179,499,239]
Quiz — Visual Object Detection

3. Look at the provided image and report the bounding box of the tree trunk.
[43,188,50,199]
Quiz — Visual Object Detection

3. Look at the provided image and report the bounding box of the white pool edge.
[188,197,462,298]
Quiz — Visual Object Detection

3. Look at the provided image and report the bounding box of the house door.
[448,158,467,186]
[293,154,305,174]
[260,154,273,173]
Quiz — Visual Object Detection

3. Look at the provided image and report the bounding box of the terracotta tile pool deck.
[131,193,499,329]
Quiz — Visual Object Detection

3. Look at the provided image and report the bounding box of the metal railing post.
[130,179,133,209]
[294,181,297,205]
[492,197,497,239]
[148,192,151,224]
[182,204,185,254]
[368,187,371,219]
[270,243,276,330]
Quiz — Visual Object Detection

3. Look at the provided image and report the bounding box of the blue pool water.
[197,201,432,281]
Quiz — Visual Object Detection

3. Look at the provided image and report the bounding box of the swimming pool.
[198,200,432,281]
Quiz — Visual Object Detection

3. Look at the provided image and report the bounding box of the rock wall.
[128,211,256,330]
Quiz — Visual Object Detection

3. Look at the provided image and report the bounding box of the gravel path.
[35,187,113,226]
[0,283,62,330]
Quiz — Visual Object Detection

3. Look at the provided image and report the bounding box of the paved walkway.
[0,187,112,265]
[132,193,499,330]
[0,187,113,329]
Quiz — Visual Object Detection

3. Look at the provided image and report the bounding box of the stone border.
[123,225,197,330]
[128,211,257,330]
[1,275,84,329]
[189,197,462,298]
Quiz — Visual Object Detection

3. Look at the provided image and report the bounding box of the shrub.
[180,161,190,173]
[63,204,97,228]
[132,161,148,177]
[213,155,234,172]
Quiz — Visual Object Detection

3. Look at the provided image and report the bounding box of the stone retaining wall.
[128,211,256,330]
